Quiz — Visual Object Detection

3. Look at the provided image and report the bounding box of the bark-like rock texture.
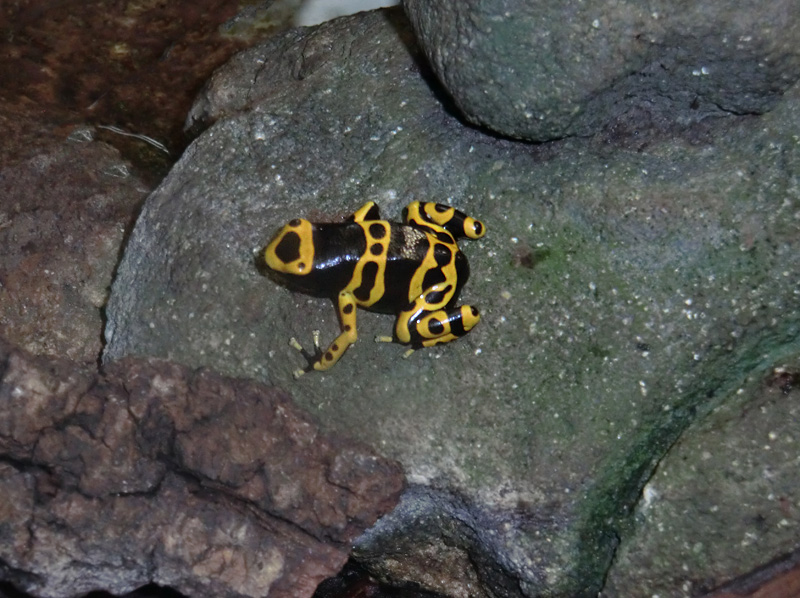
[0,339,403,598]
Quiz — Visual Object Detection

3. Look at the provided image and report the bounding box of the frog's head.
[262,217,316,282]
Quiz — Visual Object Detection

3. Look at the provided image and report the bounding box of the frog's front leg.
[377,289,481,355]
[347,201,381,222]
[292,291,358,378]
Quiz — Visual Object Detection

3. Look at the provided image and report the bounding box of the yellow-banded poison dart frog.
[262,201,485,378]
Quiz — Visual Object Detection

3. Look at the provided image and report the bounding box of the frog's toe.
[288,333,324,377]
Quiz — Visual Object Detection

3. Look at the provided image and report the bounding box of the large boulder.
[0,339,403,598]
[404,0,800,141]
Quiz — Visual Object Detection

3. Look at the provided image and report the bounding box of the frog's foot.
[288,330,323,379]
[289,319,358,377]
[396,303,481,351]
[374,335,416,359]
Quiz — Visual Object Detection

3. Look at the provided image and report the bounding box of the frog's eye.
[274,230,301,263]
[264,218,315,275]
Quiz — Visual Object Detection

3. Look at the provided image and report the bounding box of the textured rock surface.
[0,339,403,598]
[0,0,301,365]
[403,0,800,141]
[0,0,252,157]
[0,130,148,364]
[0,3,412,598]
[103,7,800,598]
[602,360,800,597]
[706,553,800,598]
[313,561,444,598]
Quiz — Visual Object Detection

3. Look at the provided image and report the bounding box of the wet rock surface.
[0,339,403,598]
[404,0,800,141]
[103,6,800,597]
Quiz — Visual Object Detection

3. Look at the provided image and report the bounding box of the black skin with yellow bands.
[262,201,485,377]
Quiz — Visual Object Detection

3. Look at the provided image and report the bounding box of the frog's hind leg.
[403,201,486,240]
[375,333,416,358]
[292,291,359,378]
[384,290,480,356]
[403,304,480,348]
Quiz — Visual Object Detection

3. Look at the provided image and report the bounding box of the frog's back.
[374,223,470,314]
[266,217,469,313]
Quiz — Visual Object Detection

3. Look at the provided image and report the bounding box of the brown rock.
[0,0,292,366]
[0,339,404,597]
[0,0,251,156]
[0,132,149,365]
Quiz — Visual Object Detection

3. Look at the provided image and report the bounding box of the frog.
[261,201,485,378]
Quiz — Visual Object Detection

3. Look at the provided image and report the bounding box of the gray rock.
[602,360,800,598]
[104,7,800,597]
[403,0,800,141]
